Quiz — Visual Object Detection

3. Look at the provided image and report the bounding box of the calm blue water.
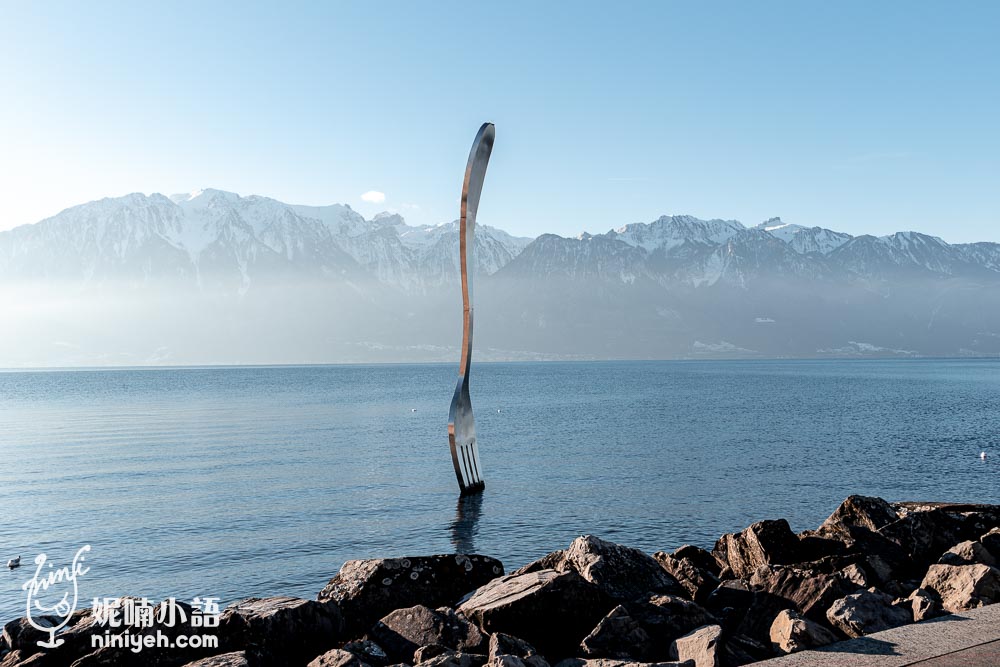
[1,360,998,623]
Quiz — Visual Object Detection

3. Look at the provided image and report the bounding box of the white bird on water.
[981,451,987,460]
[7,556,20,569]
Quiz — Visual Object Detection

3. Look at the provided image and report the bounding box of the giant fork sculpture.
[448,122,494,495]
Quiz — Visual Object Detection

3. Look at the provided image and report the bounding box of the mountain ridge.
[2,189,999,365]
[4,188,999,291]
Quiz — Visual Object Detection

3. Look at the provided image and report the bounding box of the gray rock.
[712,520,801,580]
[618,595,717,661]
[749,564,861,624]
[825,588,911,638]
[458,569,614,659]
[819,496,899,536]
[907,588,942,622]
[319,555,504,635]
[219,596,344,666]
[669,624,722,667]
[580,605,651,660]
[938,540,998,567]
[0,651,26,667]
[837,564,872,588]
[308,650,372,667]
[487,633,549,667]
[672,547,721,578]
[1,616,60,655]
[652,553,719,604]
[488,633,538,661]
[920,563,1000,612]
[182,653,250,667]
[879,503,1000,572]
[511,552,566,577]
[549,536,683,601]
[981,527,1000,559]
[370,605,485,664]
[768,609,838,654]
[414,645,451,664]
[489,657,529,667]
[344,640,390,667]
[417,652,487,667]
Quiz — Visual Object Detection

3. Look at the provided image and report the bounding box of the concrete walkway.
[753,603,1000,666]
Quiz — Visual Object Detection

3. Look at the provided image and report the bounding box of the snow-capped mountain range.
[500,214,1000,289]
[2,189,998,292]
[2,189,1000,364]
[0,189,531,292]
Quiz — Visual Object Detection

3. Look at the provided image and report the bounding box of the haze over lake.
[2,359,998,623]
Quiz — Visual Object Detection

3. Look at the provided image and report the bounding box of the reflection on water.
[449,492,484,554]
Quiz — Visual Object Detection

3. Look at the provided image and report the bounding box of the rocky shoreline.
[3,496,1000,667]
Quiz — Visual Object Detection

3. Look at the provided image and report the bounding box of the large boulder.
[768,609,838,654]
[702,580,785,646]
[652,552,719,604]
[219,596,343,666]
[370,605,486,664]
[458,570,614,659]
[512,552,568,577]
[668,624,722,667]
[938,540,998,567]
[981,528,1000,559]
[879,503,1000,571]
[672,547,721,578]
[712,520,801,580]
[615,595,716,661]
[319,555,504,635]
[825,589,911,638]
[819,496,899,536]
[979,528,1000,561]
[488,633,548,667]
[1,616,61,654]
[543,536,683,602]
[579,606,652,661]
[749,564,861,624]
[920,563,1000,612]
[814,497,913,584]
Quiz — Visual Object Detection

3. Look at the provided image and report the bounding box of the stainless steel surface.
[448,122,494,495]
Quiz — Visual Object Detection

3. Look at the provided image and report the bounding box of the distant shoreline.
[2,355,999,374]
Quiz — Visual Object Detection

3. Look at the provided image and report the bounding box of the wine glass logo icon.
[21,545,91,649]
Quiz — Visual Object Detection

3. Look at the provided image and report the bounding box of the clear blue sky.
[1,1,997,242]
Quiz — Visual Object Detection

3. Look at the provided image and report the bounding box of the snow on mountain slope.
[500,232,649,283]
[753,217,804,242]
[3,194,999,296]
[0,190,534,291]
[829,231,974,278]
[608,215,743,251]
[787,226,853,255]
[0,193,192,281]
[955,242,1000,272]
[754,217,852,255]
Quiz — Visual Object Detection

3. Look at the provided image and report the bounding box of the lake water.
[1,359,998,623]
